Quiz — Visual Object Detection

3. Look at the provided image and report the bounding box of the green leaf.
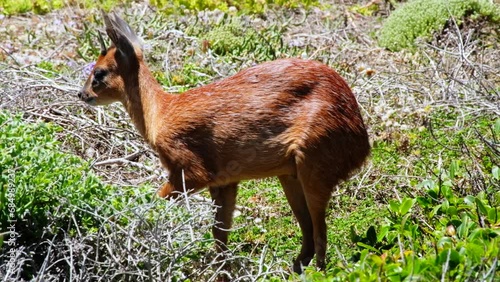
[430,204,442,218]
[438,237,453,248]
[475,198,489,216]
[359,249,370,261]
[449,160,459,179]
[465,242,485,263]
[416,196,431,208]
[389,200,400,213]
[370,254,384,266]
[427,188,438,200]
[400,213,412,233]
[438,249,461,270]
[386,264,403,276]
[420,179,435,190]
[377,225,390,242]
[487,208,499,224]
[447,206,458,216]
[357,242,379,253]
[400,198,416,215]
[441,199,450,213]
[457,215,470,239]
[441,185,453,199]
[464,195,475,205]
[350,226,360,243]
[492,166,499,180]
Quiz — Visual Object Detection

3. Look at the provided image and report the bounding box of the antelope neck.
[122,65,168,146]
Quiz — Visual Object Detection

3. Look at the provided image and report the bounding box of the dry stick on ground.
[92,151,153,171]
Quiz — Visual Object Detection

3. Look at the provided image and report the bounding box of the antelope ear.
[102,11,141,58]
[97,31,107,55]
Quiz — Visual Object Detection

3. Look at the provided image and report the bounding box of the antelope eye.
[93,68,108,81]
[92,68,108,87]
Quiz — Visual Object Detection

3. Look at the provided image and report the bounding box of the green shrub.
[0,111,220,280]
[302,165,499,280]
[195,18,294,60]
[0,111,112,249]
[0,0,317,15]
[203,19,249,56]
[0,0,32,15]
[0,0,65,15]
[150,0,318,14]
[378,0,500,51]
[300,146,500,281]
[0,0,126,15]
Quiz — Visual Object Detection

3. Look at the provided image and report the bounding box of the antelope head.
[78,12,143,106]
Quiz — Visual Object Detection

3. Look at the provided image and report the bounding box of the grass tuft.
[378,0,500,51]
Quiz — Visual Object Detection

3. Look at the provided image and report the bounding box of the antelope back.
[151,58,370,189]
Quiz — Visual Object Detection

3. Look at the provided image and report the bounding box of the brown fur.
[78,12,370,276]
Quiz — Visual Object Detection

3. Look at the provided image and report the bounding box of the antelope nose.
[77,91,83,100]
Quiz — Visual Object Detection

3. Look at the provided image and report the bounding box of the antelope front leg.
[157,182,174,198]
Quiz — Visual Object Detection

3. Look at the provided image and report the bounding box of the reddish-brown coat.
[154,59,369,194]
[78,12,370,276]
